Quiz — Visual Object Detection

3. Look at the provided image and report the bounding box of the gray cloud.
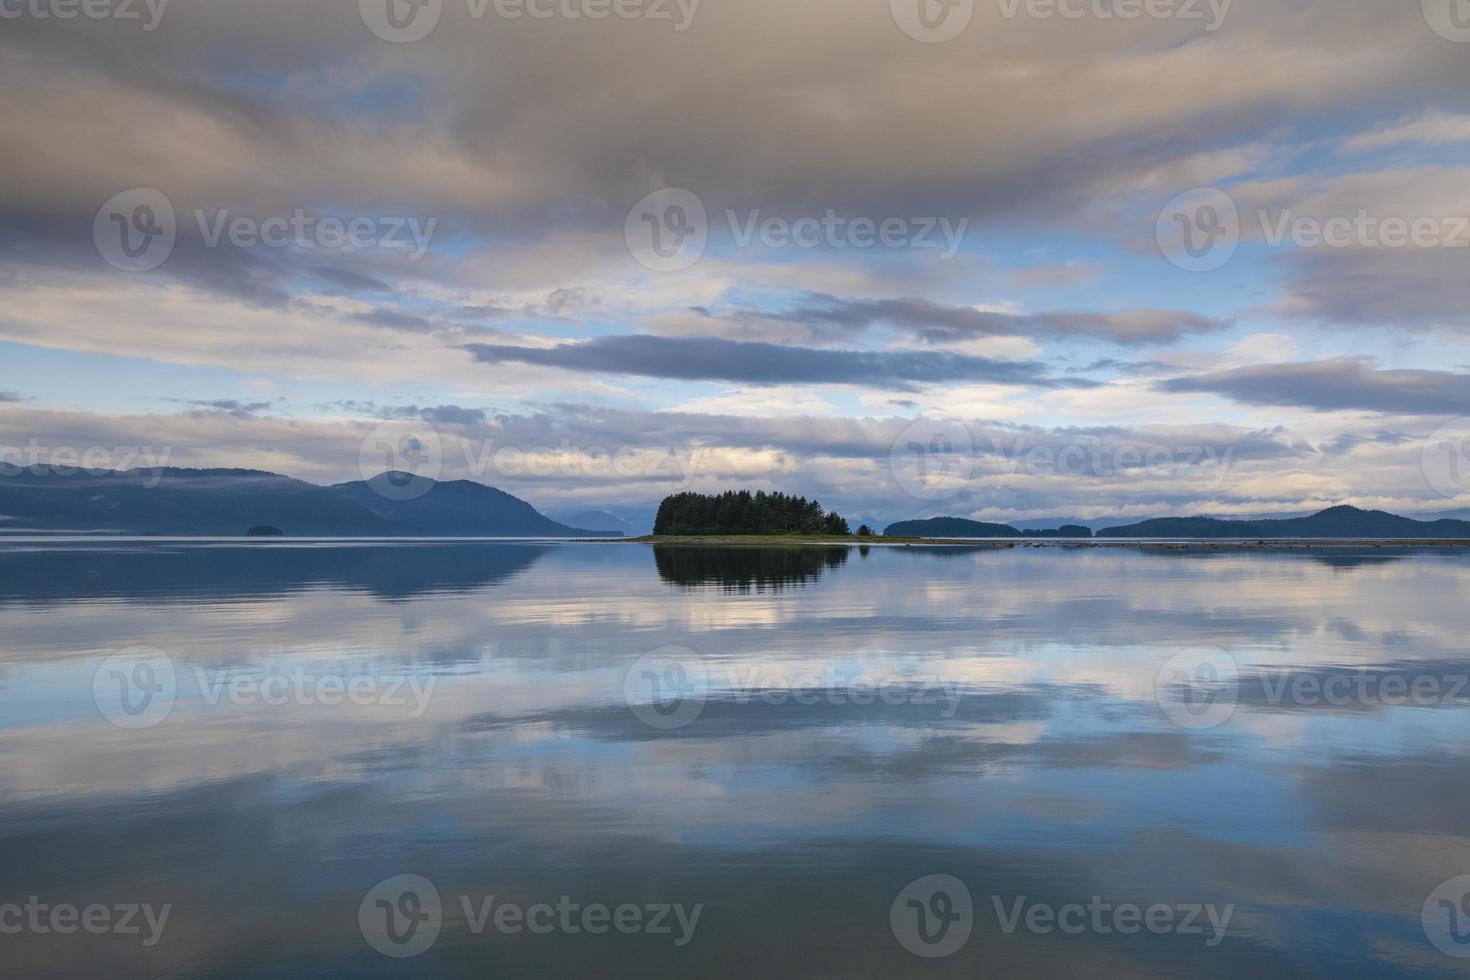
[1274,247,1470,329]
[172,399,276,417]
[2,2,1462,267]
[740,295,1230,346]
[1159,360,1470,416]
[0,393,22,403]
[462,335,1092,390]
[349,308,438,333]
[333,402,491,427]
[1318,431,1414,455]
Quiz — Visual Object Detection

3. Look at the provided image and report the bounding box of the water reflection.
[0,541,1468,978]
[653,544,850,592]
[0,539,551,603]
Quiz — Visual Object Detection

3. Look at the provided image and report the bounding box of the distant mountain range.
[886,506,1470,540]
[885,517,1092,538]
[1097,505,1470,539]
[5,471,1464,541]
[0,468,618,537]
[550,510,632,535]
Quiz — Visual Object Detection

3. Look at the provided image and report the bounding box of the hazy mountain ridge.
[885,517,1093,538]
[1097,505,1470,539]
[0,468,611,537]
[333,473,615,536]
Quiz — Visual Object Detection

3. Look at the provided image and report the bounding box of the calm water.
[2,539,1469,978]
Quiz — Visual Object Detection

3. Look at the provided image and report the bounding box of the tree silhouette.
[653,491,852,536]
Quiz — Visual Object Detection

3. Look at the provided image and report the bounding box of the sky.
[2,0,1470,525]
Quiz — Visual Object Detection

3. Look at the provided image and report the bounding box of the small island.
[651,491,851,537]
[246,525,285,537]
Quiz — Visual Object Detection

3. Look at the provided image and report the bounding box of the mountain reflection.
[653,545,850,592]
[0,540,550,604]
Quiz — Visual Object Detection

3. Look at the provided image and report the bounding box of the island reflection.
[653,544,852,592]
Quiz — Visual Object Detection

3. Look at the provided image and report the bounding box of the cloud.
[1342,110,1470,154]
[462,335,1093,391]
[1271,247,1470,328]
[172,399,276,417]
[5,400,1460,521]
[1159,360,1470,416]
[334,402,491,427]
[717,295,1231,347]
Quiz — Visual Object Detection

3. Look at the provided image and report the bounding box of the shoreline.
[601,535,1470,550]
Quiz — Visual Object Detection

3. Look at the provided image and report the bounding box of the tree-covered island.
[653,491,851,537]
